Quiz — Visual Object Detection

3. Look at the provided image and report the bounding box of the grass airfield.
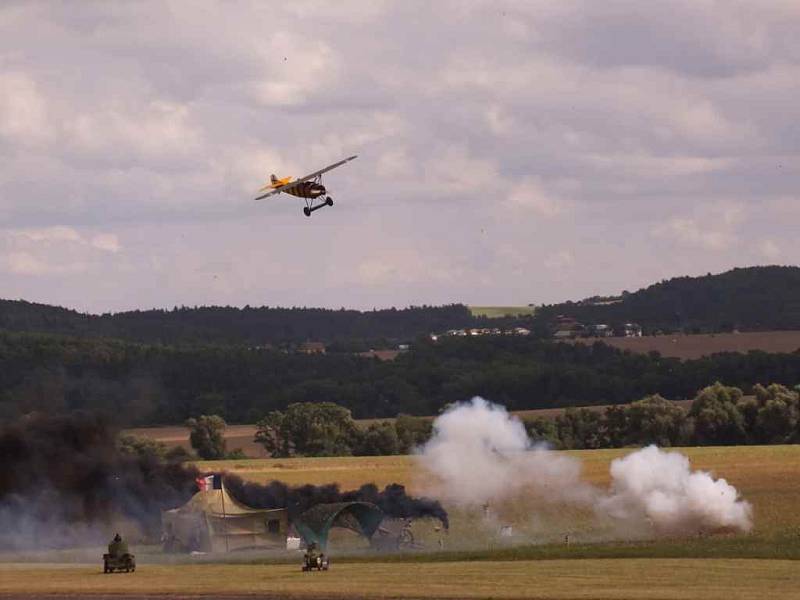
[3,445,799,598]
[2,559,799,599]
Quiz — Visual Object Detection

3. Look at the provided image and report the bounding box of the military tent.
[161,484,288,553]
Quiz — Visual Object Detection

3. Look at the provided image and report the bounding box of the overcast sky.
[1,1,798,313]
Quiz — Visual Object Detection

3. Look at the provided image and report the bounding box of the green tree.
[354,421,400,456]
[753,383,799,443]
[185,414,227,460]
[254,402,358,457]
[556,408,604,449]
[394,414,433,453]
[524,417,560,447]
[622,395,687,447]
[689,382,746,445]
[254,410,291,458]
[117,434,168,460]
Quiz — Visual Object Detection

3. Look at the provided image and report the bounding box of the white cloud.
[758,239,781,260]
[544,250,575,270]
[251,33,340,107]
[355,250,458,288]
[652,203,746,251]
[4,252,73,276]
[64,100,203,159]
[14,226,82,244]
[0,72,51,144]
[376,148,413,179]
[655,218,732,251]
[1,226,121,277]
[486,104,514,136]
[506,179,564,217]
[91,233,121,253]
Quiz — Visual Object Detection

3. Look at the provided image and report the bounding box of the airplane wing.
[254,155,358,201]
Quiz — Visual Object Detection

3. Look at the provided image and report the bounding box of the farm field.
[3,446,799,599]
[199,445,800,543]
[2,558,798,599]
[128,424,267,458]
[469,305,536,318]
[572,330,800,359]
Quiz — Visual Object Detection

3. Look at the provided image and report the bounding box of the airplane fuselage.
[285,181,327,199]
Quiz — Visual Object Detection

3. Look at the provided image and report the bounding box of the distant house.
[298,341,326,354]
[623,323,643,337]
[358,349,401,361]
[432,327,529,340]
[553,315,585,339]
[590,324,613,338]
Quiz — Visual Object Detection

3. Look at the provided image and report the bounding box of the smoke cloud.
[0,413,447,550]
[224,477,448,528]
[0,412,199,550]
[418,398,752,536]
[598,446,752,534]
[418,397,594,507]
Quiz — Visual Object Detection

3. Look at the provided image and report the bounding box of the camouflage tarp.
[293,502,384,549]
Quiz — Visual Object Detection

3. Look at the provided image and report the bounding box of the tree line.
[1,330,799,426]
[181,382,800,459]
[0,300,492,345]
[182,406,432,459]
[528,382,800,449]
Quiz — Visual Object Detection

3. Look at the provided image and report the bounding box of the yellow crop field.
[2,559,799,599]
[199,445,800,541]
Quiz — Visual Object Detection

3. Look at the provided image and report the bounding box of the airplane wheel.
[304,207,311,217]
[326,196,333,206]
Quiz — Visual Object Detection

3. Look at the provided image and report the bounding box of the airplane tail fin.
[271,174,279,184]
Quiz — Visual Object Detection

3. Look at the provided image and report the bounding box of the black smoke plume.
[224,476,449,528]
[1,413,448,550]
[0,412,199,549]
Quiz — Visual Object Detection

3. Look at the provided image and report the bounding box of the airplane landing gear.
[303,196,333,217]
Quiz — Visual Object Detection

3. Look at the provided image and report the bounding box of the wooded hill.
[2,267,799,346]
[535,266,800,334]
[0,301,493,346]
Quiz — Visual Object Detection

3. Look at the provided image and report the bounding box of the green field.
[468,305,536,318]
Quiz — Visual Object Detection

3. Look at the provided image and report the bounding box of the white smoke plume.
[598,446,753,534]
[418,397,593,507]
[417,398,752,536]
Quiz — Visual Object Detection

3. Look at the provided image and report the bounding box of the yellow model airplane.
[255,155,357,217]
